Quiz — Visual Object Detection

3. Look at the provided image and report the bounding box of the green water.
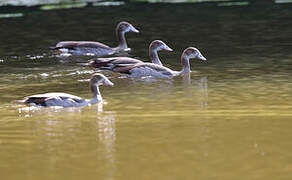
[1,2,292,180]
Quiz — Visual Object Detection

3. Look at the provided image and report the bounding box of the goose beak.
[163,45,173,52]
[198,54,207,61]
[103,79,114,87]
[130,25,139,33]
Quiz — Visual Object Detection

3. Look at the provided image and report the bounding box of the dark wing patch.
[90,57,143,69]
[92,57,117,63]
[24,96,84,107]
[112,65,136,74]
[24,97,48,106]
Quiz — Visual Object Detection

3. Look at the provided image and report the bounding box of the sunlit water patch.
[0,13,23,18]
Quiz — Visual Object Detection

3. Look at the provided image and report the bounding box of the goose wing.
[93,57,143,64]
[24,93,84,106]
[113,63,173,76]
[53,41,111,50]
[89,57,143,69]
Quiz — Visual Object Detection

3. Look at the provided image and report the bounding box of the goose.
[110,47,207,78]
[17,73,113,107]
[50,21,139,56]
[81,40,172,70]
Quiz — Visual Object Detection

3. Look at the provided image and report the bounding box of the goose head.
[149,40,173,52]
[117,21,139,34]
[90,73,114,87]
[183,47,207,61]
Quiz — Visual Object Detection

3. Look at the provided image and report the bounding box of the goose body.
[51,21,139,56]
[53,41,115,56]
[119,63,177,78]
[23,92,92,107]
[111,47,207,78]
[82,40,172,70]
[83,56,143,70]
[18,73,113,107]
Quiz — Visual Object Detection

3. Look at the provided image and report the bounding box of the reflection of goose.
[17,73,113,107]
[81,40,172,69]
[110,47,207,78]
[182,72,191,85]
[198,77,208,108]
[96,110,116,180]
[50,21,139,56]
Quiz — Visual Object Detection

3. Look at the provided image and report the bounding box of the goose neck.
[90,83,101,100]
[180,55,191,75]
[116,29,127,50]
[149,49,162,66]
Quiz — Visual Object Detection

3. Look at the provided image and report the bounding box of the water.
[1,2,292,180]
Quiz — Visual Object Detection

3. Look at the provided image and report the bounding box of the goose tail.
[13,99,26,104]
[49,46,58,50]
